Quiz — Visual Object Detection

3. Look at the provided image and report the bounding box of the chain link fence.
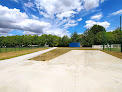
[92,44,121,52]
[0,46,46,53]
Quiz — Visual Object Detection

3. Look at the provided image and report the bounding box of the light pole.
[120,16,122,52]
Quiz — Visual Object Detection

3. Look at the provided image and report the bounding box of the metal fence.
[0,46,45,53]
[92,44,121,52]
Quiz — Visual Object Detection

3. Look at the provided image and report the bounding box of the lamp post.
[120,16,122,52]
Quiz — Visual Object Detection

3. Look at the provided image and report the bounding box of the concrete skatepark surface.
[0,49,122,92]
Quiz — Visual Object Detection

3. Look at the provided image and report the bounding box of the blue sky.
[0,0,122,37]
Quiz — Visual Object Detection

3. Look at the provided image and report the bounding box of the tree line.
[0,33,82,47]
[0,25,121,47]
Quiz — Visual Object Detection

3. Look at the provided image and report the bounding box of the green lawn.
[0,47,44,53]
[104,48,121,52]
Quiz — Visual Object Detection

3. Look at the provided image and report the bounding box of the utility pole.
[120,16,122,52]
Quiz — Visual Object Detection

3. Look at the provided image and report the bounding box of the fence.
[0,46,45,53]
[92,44,121,52]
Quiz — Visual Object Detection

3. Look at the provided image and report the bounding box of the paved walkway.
[0,50,122,92]
[0,47,57,69]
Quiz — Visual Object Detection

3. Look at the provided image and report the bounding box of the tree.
[81,29,94,46]
[70,31,80,42]
[81,25,106,47]
[59,35,70,47]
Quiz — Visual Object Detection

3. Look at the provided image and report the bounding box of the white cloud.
[0,5,51,35]
[57,11,77,20]
[63,18,82,28]
[44,28,70,37]
[1,0,106,36]
[35,0,82,16]
[64,19,78,28]
[34,0,104,32]
[24,2,36,11]
[91,14,103,20]
[0,5,28,23]
[64,23,78,28]
[24,2,34,8]
[85,20,110,29]
[23,31,36,35]
[111,9,122,16]
[31,15,39,20]
[11,0,18,3]
[84,0,99,10]
[77,18,82,21]
[16,19,51,33]
[39,11,50,18]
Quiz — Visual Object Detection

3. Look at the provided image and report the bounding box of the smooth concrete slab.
[0,50,122,92]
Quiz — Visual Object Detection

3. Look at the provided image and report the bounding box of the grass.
[0,47,48,60]
[31,47,98,61]
[0,47,43,53]
[101,50,122,59]
[104,48,121,52]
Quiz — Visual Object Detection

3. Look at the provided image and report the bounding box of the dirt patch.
[101,50,122,59]
[31,49,71,61]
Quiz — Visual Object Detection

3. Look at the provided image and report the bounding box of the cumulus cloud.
[1,0,106,36]
[85,20,110,29]
[111,9,122,16]
[35,0,82,16]
[34,0,104,27]
[0,5,51,35]
[0,5,28,23]
[91,14,103,20]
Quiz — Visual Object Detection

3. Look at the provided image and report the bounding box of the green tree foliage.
[0,26,121,47]
[59,35,70,47]
[70,31,80,42]
[0,34,64,47]
[81,25,122,47]
[81,25,106,46]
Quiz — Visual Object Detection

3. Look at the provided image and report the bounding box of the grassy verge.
[101,50,122,59]
[31,47,98,61]
[0,47,44,53]
[104,48,121,52]
[0,48,48,60]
